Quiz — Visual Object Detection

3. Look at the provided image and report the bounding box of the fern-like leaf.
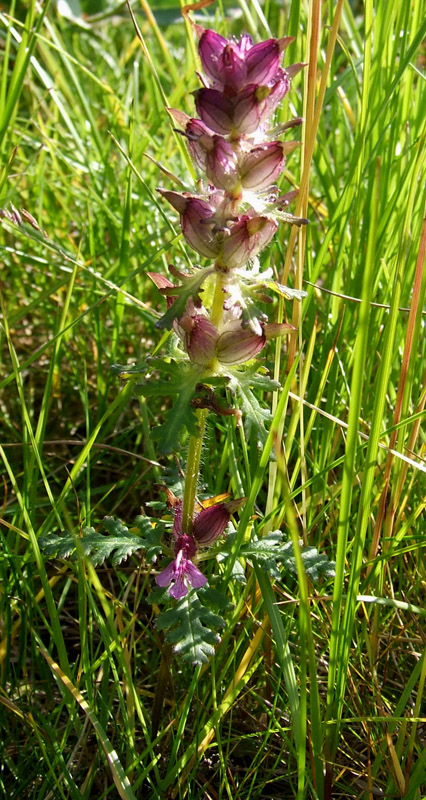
[40,516,163,566]
[242,532,335,580]
[156,590,224,664]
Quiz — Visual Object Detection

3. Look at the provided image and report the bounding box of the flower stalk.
[181,408,208,536]
[153,22,306,598]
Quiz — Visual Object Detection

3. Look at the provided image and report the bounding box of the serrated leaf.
[217,546,247,583]
[241,531,336,581]
[267,281,307,301]
[156,591,224,664]
[155,267,214,330]
[298,546,336,581]
[39,530,86,560]
[147,585,171,605]
[151,371,202,453]
[130,516,165,562]
[226,366,280,444]
[241,532,294,578]
[236,381,272,444]
[40,517,163,567]
[200,585,234,611]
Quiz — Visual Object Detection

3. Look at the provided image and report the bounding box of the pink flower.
[196,27,294,93]
[194,77,290,137]
[158,190,220,259]
[156,533,207,599]
[216,319,295,366]
[155,496,244,598]
[239,142,291,190]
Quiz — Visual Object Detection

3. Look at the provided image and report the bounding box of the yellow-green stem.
[181,268,224,533]
[210,268,226,328]
[181,408,208,535]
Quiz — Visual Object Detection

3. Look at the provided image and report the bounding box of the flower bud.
[170,111,217,172]
[181,200,220,258]
[194,89,234,136]
[216,320,266,365]
[192,502,231,545]
[182,314,218,365]
[205,136,239,191]
[196,27,295,93]
[245,39,289,86]
[239,142,287,190]
[158,190,220,259]
[219,215,277,269]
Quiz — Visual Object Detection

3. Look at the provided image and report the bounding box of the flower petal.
[185,561,208,589]
[169,573,189,598]
[156,561,176,588]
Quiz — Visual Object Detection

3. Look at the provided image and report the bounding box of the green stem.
[181,269,225,532]
[210,268,225,328]
[181,408,208,535]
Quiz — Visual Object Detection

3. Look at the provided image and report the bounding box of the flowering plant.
[141,22,315,653]
[41,21,334,666]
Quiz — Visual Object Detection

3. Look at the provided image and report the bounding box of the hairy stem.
[180,269,226,533]
[181,408,208,534]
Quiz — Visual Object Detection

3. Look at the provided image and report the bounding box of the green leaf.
[110,361,148,377]
[133,357,206,452]
[156,590,224,664]
[241,531,336,581]
[155,267,214,330]
[150,371,203,453]
[40,516,163,567]
[234,379,272,444]
[267,281,307,301]
[227,365,281,444]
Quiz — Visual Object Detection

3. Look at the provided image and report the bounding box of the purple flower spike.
[155,25,306,375]
[196,27,294,93]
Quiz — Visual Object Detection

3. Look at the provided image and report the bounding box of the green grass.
[1,0,426,798]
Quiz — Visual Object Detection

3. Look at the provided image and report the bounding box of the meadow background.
[0,0,426,798]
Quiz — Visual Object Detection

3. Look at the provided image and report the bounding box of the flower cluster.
[155,25,306,369]
[156,492,244,598]
[153,26,305,598]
